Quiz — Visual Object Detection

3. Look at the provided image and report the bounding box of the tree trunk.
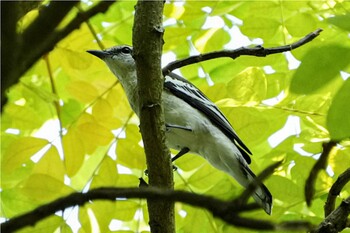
[132,1,175,233]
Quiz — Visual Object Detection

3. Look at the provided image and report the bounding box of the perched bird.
[87,45,272,214]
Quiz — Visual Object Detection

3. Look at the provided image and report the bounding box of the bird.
[87,45,272,214]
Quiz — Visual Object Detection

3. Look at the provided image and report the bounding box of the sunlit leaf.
[92,98,120,129]
[1,188,37,218]
[60,99,84,126]
[117,124,146,170]
[21,174,74,201]
[226,67,267,105]
[328,13,350,32]
[268,175,303,204]
[90,156,118,188]
[3,104,45,130]
[290,45,350,94]
[285,13,317,37]
[3,1,350,232]
[2,137,48,173]
[62,128,85,177]
[77,121,114,153]
[66,80,100,103]
[327,78,350,140]
[32,145,65,181]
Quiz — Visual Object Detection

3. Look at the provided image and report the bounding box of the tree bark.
[132,1,175,233]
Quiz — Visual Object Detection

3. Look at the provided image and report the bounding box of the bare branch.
[305,141,338,206]
[2,0,116,109]
[1,185,314,233]
[162,28,323,76]
[325,168,350,217]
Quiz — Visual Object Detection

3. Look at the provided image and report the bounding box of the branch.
[162,28,323,76]
[305,141,338,206]
[1,0,116,109]
[324,168,350,217]
[1,163,314,232]
[312,196,350,233]
[132,1,174,232]
[1,185,314,233]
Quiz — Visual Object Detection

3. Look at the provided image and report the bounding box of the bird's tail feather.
[245,167,272,215]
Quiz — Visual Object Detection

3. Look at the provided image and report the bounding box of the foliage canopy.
[1,1,350,232]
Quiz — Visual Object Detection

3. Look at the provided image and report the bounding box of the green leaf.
[188,163,222,190]
[66,80,100,103]
[240,17,281,40]
[1,188,37,217]
[90,156,118,188]
[60,99,84,126]
[285,13,317,37]
[32,146,65,182]
[21,174,74,202]
[327,78,350,140]
[92,98,120,129]
[63,128,85,177]
[3,104,45,130]
[328,13,350,32]
[193,28,230,53]
[290,45,350,94]
[77,121,114,152]
[117,124,146,170]
[226,67,267,105]
[2,137,48,173]
[268,175,303,204]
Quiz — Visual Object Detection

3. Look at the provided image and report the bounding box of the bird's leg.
[171,147,190,171]
[172,147,190,163]
[144,124,191,175]
[144,147,190,175]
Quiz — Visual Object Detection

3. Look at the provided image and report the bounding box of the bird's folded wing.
[164,72,252,164]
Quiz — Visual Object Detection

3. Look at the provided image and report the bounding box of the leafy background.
[1,1,350,232]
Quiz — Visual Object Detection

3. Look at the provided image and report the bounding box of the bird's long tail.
[244,166,272,215]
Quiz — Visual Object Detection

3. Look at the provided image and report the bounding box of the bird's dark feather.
[164,72,252,164]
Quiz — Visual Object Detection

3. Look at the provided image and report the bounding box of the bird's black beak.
[86,50,108,60]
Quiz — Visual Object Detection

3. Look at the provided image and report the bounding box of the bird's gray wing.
[164,72,252,164]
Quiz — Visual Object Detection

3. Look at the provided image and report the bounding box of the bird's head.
[87,45,135,80]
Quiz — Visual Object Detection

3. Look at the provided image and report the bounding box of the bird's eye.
[121,47,132,54]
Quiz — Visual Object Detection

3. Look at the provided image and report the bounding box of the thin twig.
[305,141,338,206]
[44,54,63,137]
[77,4,105,50]
[162,28,323,76]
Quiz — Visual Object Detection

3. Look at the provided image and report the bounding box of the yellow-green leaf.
[21,174,74,201]
[63,129,85,177]
[66,80,99,103]
[77,122,114,149]
[32,145,65,181]
[226,67,267,105]
[2,137,48,173]
[90,156,118,188]
[116,125,146,170]
[327,78,350,140]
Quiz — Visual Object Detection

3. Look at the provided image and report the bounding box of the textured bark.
[132,1,175,233]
